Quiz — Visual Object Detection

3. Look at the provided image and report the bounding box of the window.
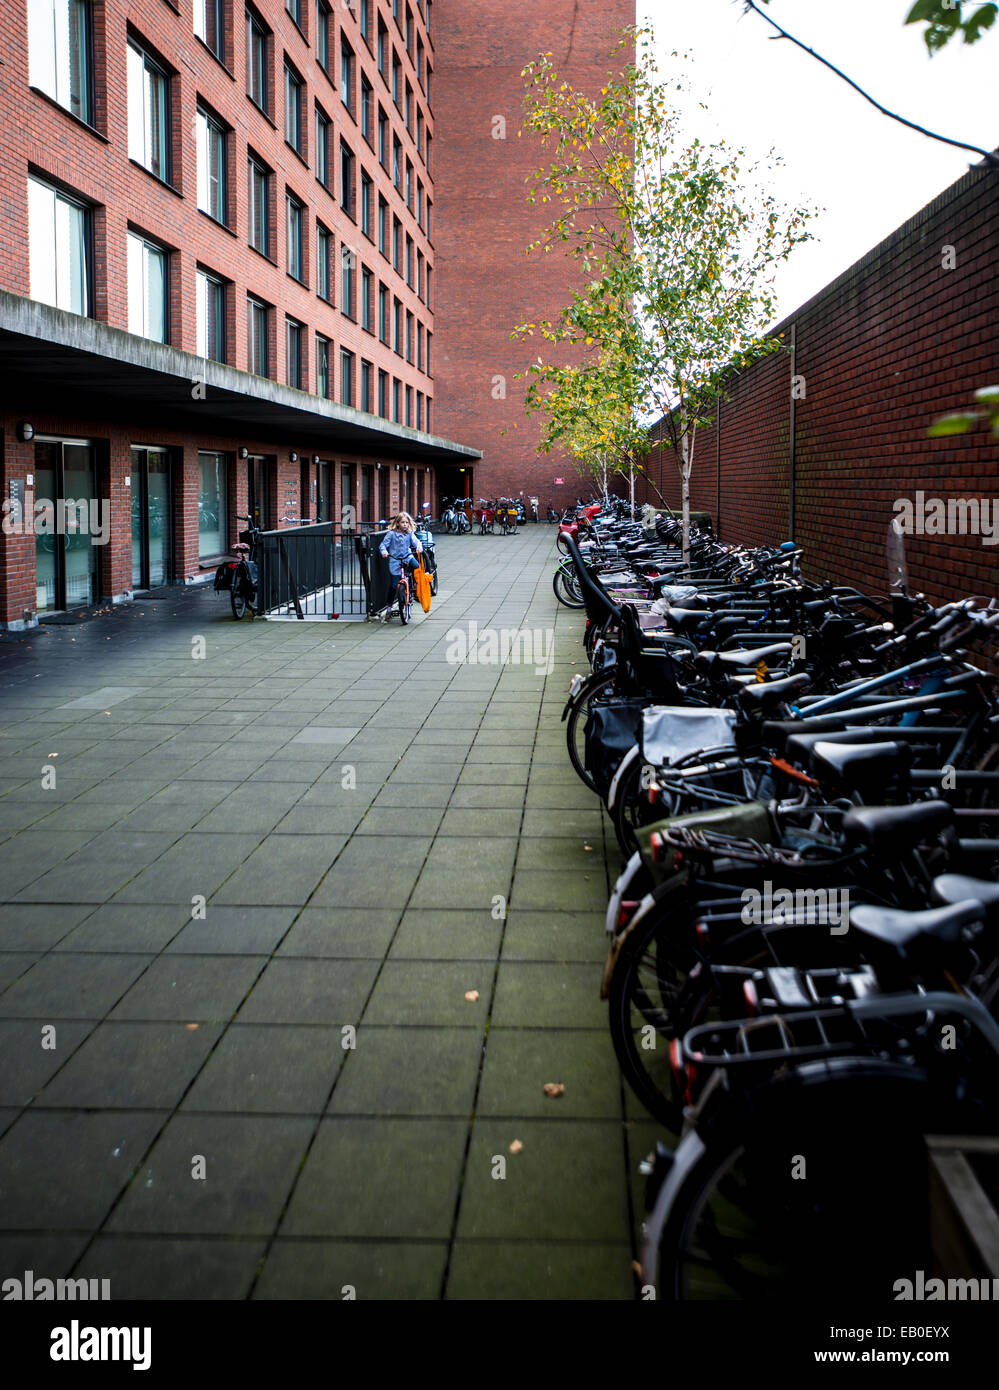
[404,81,412,132]
[340,38,354,112]
[405,234,413,286]
[378,197,388,256]
[196,106,227,224]
[286,317,304,388]
[426,330,431,376]
[27,176,91,316]
[196,268,226,361]
[339,142,354,217]
[316,333,331,397]
[286,193,305,282]
[315,0,331,70]
[194,0,225,61]
[425,395,430,431]
[361,76,373,143]
[405,384,412,426]
[29,0,94,124]
[247,294,269,375]
[377,20,387,76]
[392,137,401,190]
[361,265,373,330]
[417,249,423,299]
[340,348,355,405]
[360,0,371,42]
[416,391,423,429]
[361,359,373,412]
[393,377,401,423]
[127,231,168,343]
[392,52,400,107]
[378,369,388,417]
[315,105,331,186]
[405,159,413,210]
[287,0,303,29]
[417,178,424,228]
[127,39,170,182]
[360,171,373,237]
[393,297,402,354]
[406,5,413,51]
[316,223,332,300]
[245,8,270,114]
[417,109,424,158]
[285,62,304,155]
[199,451,227,560]
[392,217,401,271]
[248,155,270,256]
[417,36,424,86]
[378,283,389,343]
[417,319,423,370]
[426,261,431,308]
[341,244,355,317]
[378,107,388,167]
[406,310,413,363]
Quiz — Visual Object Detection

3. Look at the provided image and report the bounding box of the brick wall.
[432,0,636,509]
[637,161,999,603]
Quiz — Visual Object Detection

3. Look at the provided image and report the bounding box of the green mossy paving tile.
[492,962,607,1030]
[53,904,192,954]
[104,1114,315,1235]
[0,953,154,1019]
[210,836,348,907]
[106,832,263,906]
[234,957,378,1025]
[164,906,298,955]
[437,808,522,837]
[327,1026,482,1116]
[476,1029,621,1120]
[275,908,400,958]
[76,1236,267,1300]
[180,1024,347,1113]
[500,911,608,964]
[0,1233,93,1281]
[279,1117,467,1239]
[511,869,609,913]
[253,1239,447,1300]
[0,1110,167,1230]
[35,1020,224,1109]
[388,909,502,960]
[445,1241,634,1300]
[0,903,96,951]
[454,1120,628,1242]
[0,1019,97,1106]
[364,961,490,1026]
[108,954,265,1022]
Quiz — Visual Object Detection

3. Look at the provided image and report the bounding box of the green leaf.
[927,411,981,437]
[973,384,999,405]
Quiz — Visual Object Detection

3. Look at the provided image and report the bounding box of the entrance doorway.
[246,455,273,530]
[377,466,389,525]
[131,446,172,590]
[439,464,471,505]
[34,438,100,614]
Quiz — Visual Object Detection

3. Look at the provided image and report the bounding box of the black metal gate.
[254,521,369,619]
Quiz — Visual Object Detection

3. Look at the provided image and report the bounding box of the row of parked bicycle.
[442,497,583,534]
[557,498,999,1301]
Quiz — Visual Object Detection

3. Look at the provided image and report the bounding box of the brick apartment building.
[0,0,631,629]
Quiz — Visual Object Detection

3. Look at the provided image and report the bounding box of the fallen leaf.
[543,1082,565,1098]
[584,844,593,852]
[464,990,480,1003]
[185,1023,199,1031]
[631,1260,643,1277]
[509,1139,524,1154]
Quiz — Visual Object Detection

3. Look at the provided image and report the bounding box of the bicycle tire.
[553,567,584,608]
[565,669,618,791]
[230,576,248,620]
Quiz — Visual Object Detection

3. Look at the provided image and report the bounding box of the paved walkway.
[0,527,656,1300]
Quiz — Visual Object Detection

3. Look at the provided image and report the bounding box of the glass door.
[34,439,99,613]
[131,447,172,589]
[360,465,372,526]
[340,462,355,529]
[247,455,272,530]
[378,466,389,525]
[317,461,334,521]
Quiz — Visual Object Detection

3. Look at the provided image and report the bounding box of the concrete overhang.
[0,292,481,465]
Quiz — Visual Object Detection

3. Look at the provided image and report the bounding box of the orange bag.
[413,554,432,613]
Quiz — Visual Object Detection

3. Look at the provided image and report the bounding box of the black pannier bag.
[584,697,647,802]
[213,561,236,592]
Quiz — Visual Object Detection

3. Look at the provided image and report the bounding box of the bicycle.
[219,514,296,619]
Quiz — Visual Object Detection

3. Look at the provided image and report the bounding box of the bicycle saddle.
[661,608,709,633]
[932,874,999,922]
[841,800,955,854]
[736,672,812,717]
[695,642,793,672]
[849,899,983,957]
[809,740,913,791]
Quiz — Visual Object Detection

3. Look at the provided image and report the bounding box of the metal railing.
[254,521,373,619]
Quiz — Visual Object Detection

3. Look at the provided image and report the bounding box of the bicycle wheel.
[230,575,248,620]
[398,577,411,624]
[566,670,618,791]
[553,566,584,608]
[649,1064,938,1301]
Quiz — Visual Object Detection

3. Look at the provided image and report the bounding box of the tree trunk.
[629,463,635,520]
[680,429,691,568]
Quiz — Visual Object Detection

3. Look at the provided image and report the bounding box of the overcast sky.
[638,0,998,324]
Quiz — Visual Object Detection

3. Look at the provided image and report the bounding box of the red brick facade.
[638,160,999,604]
[432,0,636,510]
